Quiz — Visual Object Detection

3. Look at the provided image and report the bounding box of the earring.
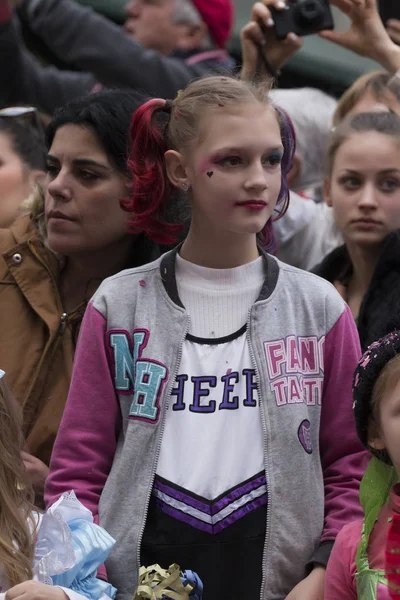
[181,182,189,192]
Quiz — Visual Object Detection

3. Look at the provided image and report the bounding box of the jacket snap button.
[12,253,22,265]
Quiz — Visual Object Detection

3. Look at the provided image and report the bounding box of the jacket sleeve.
[0,11,96,113]
[45,301,121,521]
[312,305,369,567]
[18,0,217,98]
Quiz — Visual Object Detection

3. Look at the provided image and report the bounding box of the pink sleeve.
[45,302,121,519]
[320,305,369,543]
[325,521,360,600]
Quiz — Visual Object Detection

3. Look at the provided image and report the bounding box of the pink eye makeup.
[200,158,213,174]
[199,147,284,174]
[199,153,230,174]
[209,153,233,164]
[200,153,244,173]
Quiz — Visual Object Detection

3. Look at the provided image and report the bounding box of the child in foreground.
[326,329,400,599]
[0,371,115,600]
[46,75,367,600]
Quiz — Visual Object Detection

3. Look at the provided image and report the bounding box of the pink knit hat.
[191,0,235,48]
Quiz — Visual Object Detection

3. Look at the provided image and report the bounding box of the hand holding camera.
[241,0,400,84]
[270,0,334,40]
[319,0,400,75]
[240,0,303,81]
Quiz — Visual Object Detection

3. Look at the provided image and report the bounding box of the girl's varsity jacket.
[46,248,368,600]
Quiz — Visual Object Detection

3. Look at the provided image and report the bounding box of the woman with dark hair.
[0,109,46,227]
[0,89,160,491]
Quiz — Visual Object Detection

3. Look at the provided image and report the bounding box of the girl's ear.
[324,178,332,207]
[368,419,386,451]
[369,437,386,451]
[165,150,189,189]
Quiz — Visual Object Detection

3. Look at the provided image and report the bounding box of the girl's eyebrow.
[339,168,400,174]
[211,145,284,156]
[72,159,112,171]
[46,154,59,163]
[46,154,112,171]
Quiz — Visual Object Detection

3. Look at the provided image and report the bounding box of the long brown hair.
[0,377,35,586]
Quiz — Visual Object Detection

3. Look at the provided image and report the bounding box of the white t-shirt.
[141,253,269,598]
[156,328,265,532]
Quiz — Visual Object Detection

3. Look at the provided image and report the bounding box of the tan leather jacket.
[0,213,80,465]
[0,189,160,465]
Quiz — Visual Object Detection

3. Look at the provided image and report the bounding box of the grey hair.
[270,87,337,196]
[171,0,214,50]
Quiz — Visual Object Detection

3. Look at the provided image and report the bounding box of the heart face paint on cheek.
[199,155,221,178]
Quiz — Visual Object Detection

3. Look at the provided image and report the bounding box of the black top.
[313,231,400,350]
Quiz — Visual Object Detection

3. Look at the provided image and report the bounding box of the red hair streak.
[122,98,182,245]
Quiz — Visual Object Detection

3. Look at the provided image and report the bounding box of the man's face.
[124,0,182,55]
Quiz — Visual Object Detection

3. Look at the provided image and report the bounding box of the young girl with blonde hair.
[0,373,35,592]
[46,75,367,600]
[0,372,115,600]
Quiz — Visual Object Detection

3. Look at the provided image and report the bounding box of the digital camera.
[270,0,334,41]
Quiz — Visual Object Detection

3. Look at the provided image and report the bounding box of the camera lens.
[295,0,324,25]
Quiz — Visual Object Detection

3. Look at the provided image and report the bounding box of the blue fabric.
[182,571,203,600]
[50,518,116,600]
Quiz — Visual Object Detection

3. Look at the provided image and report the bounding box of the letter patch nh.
[109,329,168,423]
[129,359,167,421]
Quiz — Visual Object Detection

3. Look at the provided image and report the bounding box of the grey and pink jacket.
[45,248,368,600]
